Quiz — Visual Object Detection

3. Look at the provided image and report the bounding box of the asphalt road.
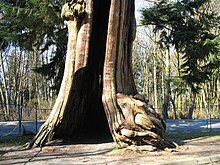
[165,119,220,133]
[0,121,44,139]
[0,119,220,139]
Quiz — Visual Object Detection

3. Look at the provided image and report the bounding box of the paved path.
[0,121,44,139]
[0,119,220,139]
[165,119,220,133]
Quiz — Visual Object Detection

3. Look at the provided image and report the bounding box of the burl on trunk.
[29,0,174,149]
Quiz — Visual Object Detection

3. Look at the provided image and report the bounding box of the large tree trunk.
[29,0,174,149]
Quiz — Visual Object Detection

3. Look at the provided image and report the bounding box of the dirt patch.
[1,136,220,165]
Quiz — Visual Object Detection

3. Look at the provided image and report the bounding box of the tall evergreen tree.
[0,0,67,93]
[141,0,220,91]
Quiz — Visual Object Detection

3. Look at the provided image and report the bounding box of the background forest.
[0,0,219,120]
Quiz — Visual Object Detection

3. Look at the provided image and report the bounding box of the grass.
[1,131,219,149]
[166,131,220,141]
[111,147,123,154]
[0,134,34,148]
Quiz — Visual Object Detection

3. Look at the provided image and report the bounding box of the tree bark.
[29,0,174,149]
[188,92,196,119]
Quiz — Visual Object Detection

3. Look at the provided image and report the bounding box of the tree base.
[112,93,175,149]
[28,93,175,149]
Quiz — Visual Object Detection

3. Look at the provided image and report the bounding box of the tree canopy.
[0,0,67,92]
[141,0,220,91]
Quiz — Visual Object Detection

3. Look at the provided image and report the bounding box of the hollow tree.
[29,0,173,149]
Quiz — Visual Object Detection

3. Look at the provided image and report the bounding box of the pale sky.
[135,0,151,23]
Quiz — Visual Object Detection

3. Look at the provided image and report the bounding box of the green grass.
[0,134,34,148]
[111,147,123,154]
[166,131,220,141]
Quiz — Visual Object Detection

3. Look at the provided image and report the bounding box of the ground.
[1,133,220,165]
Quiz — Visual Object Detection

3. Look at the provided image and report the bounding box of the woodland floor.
[0,133,220,165]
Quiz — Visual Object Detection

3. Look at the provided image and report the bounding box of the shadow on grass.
[166,131,220,145]
[0,134,35,159]
[0,134,35,147]
[1,132,113,146]
[1,131,219,153]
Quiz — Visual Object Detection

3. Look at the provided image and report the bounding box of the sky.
[135,0,149,21]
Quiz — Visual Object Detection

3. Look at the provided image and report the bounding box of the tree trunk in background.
[218,98,220,118]
[217,76,220,117]
[188,92,196,119]
[29,0,173,149]
[0,51,10,120]
[143,63,149,100]
[163,48,171,120]
[153,56,158,111]
[0,80,6,120]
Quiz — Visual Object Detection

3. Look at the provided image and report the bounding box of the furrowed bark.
[29,0,93,148]
[29,0,174,149]
[102,0,174,148]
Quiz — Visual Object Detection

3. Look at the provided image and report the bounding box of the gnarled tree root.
[115,93,175,149]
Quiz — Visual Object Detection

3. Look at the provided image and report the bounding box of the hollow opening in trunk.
[81,0,111,136]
